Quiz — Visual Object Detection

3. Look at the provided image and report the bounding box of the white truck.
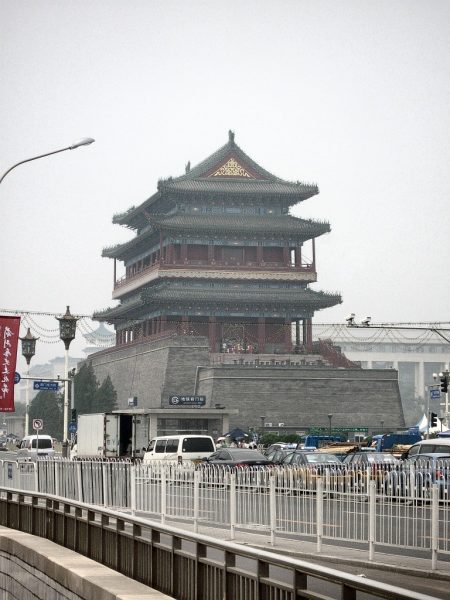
[71,412,150,460]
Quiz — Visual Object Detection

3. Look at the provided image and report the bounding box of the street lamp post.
[20,328,38,436]
[0,138,95,185]
[57,307,79,451]
[328,413,333,436]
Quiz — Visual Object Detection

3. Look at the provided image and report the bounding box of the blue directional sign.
[68,421,77,434]
[14,372,21,384]
[430,389,441,400]
[33,381,60,391]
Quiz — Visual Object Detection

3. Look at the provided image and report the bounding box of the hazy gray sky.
[1,0,449,370]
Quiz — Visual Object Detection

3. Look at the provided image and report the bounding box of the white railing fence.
[0,458,448,569]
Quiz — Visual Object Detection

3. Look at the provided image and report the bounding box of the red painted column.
[181,244,188,263]
[284,319,292,353]
[208,316,217,352]
[258,317,266,353]
[257,245,263,265]
[295,246,302,268]
[208,244,214,264]
[302,319,307,346]
[160,231,164,263]
[306,318,313,349]
[161,315,167,332]
[312,238,316,271]
[283,246,290,267]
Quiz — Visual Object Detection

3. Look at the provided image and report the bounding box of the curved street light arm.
[0,137,95,185]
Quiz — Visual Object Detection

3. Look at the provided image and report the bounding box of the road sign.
[33,419,43,431]
[430,389,441,400]
[14,372,21,384]
[169,395,206,406]
[33,381,59,391]
[310,427,369,433]
[68,421,77,434]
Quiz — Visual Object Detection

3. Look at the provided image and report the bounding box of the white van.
[143,435,215,463]
[17,435,55,459]
[404,437,450,458]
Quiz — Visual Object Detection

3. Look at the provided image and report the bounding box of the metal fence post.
[230,472,236,540]
[368,480,376,561]
[130,465,136,516]
[193,470,200,533]
[269,473,276,546]
[161,464,166,525]
[54,461,60,497]
[33,461,39,493]
[431,483,439,571]
[102,463,108,507]
[76,461,83,503]
[316,477,323,553]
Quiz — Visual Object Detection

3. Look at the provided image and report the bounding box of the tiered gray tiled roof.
[103,213,330,260]
[148,213,330,238]
[141,282,341,309]
[112,132,318,229]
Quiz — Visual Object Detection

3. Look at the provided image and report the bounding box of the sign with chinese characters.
[0,316,20,412]
[169,395,206,406]
[33,381,60,391]
[310,427,369,433]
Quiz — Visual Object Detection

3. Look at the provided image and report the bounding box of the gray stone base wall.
[197,366,405,432]
[88,336,405,433]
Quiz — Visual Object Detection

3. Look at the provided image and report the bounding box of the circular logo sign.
[14,372,21,384]
[33,419,43,430]
[170,396,180,405]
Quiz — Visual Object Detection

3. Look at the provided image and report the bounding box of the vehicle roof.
[220,448,265,457]
[151,434,213,440]
[21,434,52,440]
[406,453,450,460]
[414,438,450,445]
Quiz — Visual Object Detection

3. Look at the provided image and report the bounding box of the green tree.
[29,391,63,440]
[73,362,98,415]
[95,375,117,412]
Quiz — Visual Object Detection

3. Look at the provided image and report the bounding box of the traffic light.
[440,374,448,394]
[71,408,77,422]
[430,412,438,428]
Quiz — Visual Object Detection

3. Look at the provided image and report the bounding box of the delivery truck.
[71,412,150,460]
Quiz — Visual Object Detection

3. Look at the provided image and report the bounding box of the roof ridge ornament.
[228,130,235,143]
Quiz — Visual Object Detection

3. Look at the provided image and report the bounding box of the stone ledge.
[0,526,172,600]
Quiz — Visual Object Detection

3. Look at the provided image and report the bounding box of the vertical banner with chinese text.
[0,316,21,412]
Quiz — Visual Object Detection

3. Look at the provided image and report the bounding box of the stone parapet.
[0,526,171,599]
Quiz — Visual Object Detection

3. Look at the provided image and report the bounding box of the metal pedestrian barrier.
[0,487,439,600]
[0,458,449,570]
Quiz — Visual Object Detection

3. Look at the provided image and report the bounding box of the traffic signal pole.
[440,368,449,428]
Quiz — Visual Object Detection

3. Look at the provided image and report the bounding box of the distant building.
[81,322,115,356]
[313,325,449,425]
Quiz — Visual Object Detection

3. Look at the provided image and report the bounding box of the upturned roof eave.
[112,190,162,229]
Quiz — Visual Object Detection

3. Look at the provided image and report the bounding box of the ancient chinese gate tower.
[96,131,341,353]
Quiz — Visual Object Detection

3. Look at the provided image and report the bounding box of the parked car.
[281,451,342,468]
[264,447,297,464]
[401,437,450,459]
[343,451,399,493]
[0,438,7,451]
[385,454,450,500]
[343,452,399,466]
[278,451,343,492]
[200,448,274,468]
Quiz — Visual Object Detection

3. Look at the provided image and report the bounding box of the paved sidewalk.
[164,518,449,580]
